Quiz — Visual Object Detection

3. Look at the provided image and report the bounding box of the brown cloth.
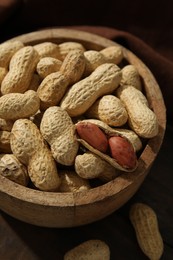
[0,1,173,260]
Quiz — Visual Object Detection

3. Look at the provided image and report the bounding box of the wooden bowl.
[0,28,166,227]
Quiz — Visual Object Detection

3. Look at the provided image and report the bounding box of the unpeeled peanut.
[58,41,86,60]
[37,71,69,110]
[60,49,86,85]
[33,41,60,59]
[60,63,122,116]
[117,86,158,138]
[120,64,142,90]
[59,170,90,192]
[40,106,79,166]
[86,94,128,127]
[83,50,106,76]
[129,203,164,260]
[0,90,40,120]
[1,46,39,94]
[0,40,24,68]
[36,57,62,79]
[64,239,110,260]
[100,45,123,64]
[10,119,60,191]
[75,151,119,180]
[0,154,29,186]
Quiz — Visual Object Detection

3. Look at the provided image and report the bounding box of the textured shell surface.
[118,86,158,138]
[10,119,46,164]
[40,106,74,144]
[37,71,69,109]
[51,127,79,166]
[28,147,60,191]
[0,40,24,68]
[86,94,128,127]
[64,239,110,260]
[0,154,29,186]
[33,42,60,59]
[59,170,90,192]
[1,46,39,94]
[0,90,40,120]
[60,63,122,116]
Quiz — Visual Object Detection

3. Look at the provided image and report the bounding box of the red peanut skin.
[76,122,108,153]
[108,136,137,169]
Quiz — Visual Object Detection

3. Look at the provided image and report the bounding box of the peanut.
[75,151,119,180]
[58,170,90,192]
[60,63,122,116]
[37,72,69,110]
[86,94,128,127]
[76,121,108,153]
[100,45,123,64]
[64,239,110,260]
[58,41,86,60]
[109,136,137,170]
[0,40,24,68]
[33,41,60,59]
[77,118,142,152]
[40,106,79,166]
[0,154,29,186]
[129,203,164,260]
[76,120,138,172]
[60,49,86,85]
[36,57,62,79]
[10,119,60,191]
[83,50,106,76]
[1,46,39,94]
[0,90,40,120]
[0,131,11,153]
[117,86,158,138]
[120,64,142,90]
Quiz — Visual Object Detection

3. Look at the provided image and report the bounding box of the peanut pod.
[40,106,79,166]
[60,63,122,116]
[117,86,159,138]
[0,90,40,120]
[1,46,39,94]
[10,119,60,191]
[76,120,138,172]
[64,239,110,260]
[86,94,128,127]
[129,203,164,260]
[58,170,91,192]
[0,154,29,186]
[75,151,119,180]
[0,40,24,68]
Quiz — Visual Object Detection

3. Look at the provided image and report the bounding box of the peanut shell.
[60,63,122,116]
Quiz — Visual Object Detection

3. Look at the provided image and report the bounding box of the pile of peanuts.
[0,39,159,192]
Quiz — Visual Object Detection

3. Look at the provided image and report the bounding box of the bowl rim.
[0,28,166,208]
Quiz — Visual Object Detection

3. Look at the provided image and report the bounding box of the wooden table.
[0,124,172,259]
